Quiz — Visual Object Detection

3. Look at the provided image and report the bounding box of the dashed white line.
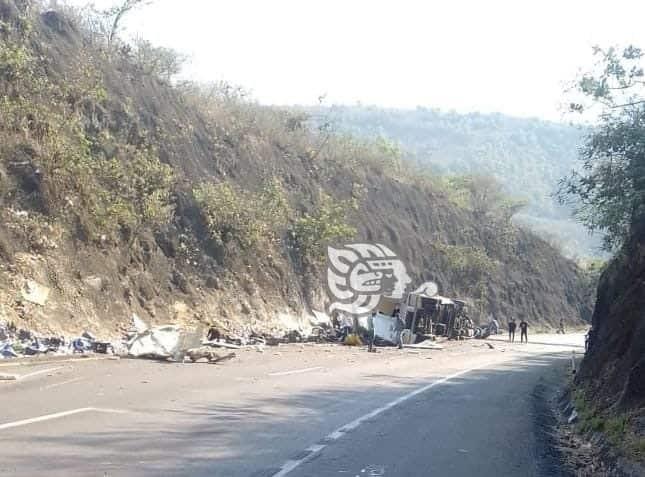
[0,356,110,368]
[269,366,323,377]
[19,366,64,380]
[305,444,326,453]
[271,365,482,477]
[41,376,85,390]
[274,460,302,476]
[0,407,127,431]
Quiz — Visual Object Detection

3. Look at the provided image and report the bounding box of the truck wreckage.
[353,284,483,347]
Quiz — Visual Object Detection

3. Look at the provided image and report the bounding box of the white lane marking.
[19,366,64,380]
[272,365,481,477]
[305,444,326,453]
[275,460,302,476]
[269,366,323,377]
[41,376,85,390]
[0,356,110,368]
[0,407,126,430]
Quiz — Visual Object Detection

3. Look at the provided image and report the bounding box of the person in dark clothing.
[508,318,517,342]
[520,319,529,343]
[207,327,221,342]
[367,312,376,352]
[585,327,592,352]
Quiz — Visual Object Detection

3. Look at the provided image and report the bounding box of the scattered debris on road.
[403,342,444,350]
[184,348,236,363]
[202,340,241,350]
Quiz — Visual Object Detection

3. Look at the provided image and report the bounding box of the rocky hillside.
[577,215,645,422]
[0,1,592,340]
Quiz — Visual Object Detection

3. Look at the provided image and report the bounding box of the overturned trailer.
[399,292,475,343]
[355,285,476,346]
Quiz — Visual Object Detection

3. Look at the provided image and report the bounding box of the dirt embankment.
[0,1,592,340]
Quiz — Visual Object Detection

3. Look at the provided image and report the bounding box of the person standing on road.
[339,313,353,342]
[393,307,405,349]
[508,318,517,342]
[489,316,499,335]
[367,312,376,352]
[520,319,529,343]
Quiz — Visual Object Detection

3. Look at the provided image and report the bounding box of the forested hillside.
[304,105,599,258]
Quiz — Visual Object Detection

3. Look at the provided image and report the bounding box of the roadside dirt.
[543,364,645,477]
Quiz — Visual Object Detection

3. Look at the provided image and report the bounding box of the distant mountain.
[305,105,600,258]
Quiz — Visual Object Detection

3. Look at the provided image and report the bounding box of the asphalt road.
[0,333,585,476]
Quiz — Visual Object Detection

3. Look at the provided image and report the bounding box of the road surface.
[0,333,584,476]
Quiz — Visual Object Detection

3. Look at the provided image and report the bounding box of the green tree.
[193,182,260,250]
[559,46,645,251]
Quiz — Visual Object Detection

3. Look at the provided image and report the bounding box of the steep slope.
[0,1,591,339]
[578,215,645,413]
[305,105,599,258]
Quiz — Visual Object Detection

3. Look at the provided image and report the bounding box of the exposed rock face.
[578,215,645,411]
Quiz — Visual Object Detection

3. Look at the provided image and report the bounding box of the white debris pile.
[127,325,183,359]
[125,315,203,361]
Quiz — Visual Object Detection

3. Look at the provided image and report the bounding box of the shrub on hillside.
[192,177,291,253]
[290,192,357,264]
[435,243,497,282]
[132,38,186,83]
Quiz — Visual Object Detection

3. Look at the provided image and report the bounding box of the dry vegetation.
[0,0,592,337]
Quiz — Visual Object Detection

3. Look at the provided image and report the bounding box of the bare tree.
[105,0,152,49]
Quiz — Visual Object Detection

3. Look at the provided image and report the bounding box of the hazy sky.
[69,0,645,120]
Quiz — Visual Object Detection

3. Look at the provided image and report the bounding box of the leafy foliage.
[560,45,645,251]
[193,182,262,251]
[0,15,174,241]
[193,178,291,253]
[435,243,497,282]
[290,193,358,264]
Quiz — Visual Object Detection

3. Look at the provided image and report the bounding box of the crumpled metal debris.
[127,325,183,359]
[24,339,49,355]
[72,337,93,353]
[0,342,18,358]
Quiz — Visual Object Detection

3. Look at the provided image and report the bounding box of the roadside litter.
[202,340,241,350]
[0,319,115,361]
[184,347,236,363]
[0,342,18,358]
